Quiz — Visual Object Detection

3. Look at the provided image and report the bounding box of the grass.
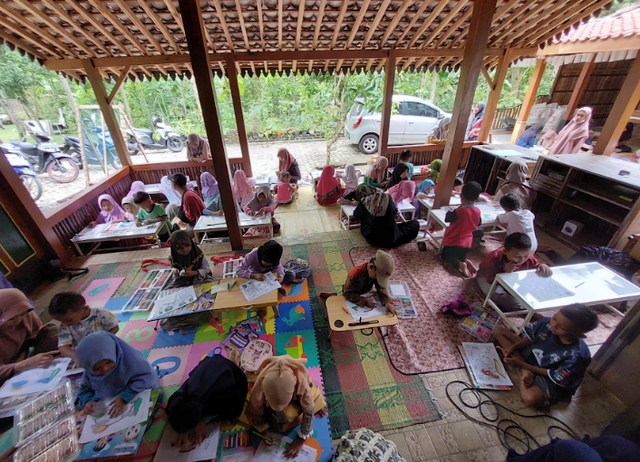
[0,124,66,145]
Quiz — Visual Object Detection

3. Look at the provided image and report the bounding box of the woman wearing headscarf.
[0,289,58,384]
[353,185,420,248]
[186,134,211,163]
[200,172,223,213]
[465,102,486,141]
[336,164,361,201]
[547,107,593,155]
[126,180,146,198]
[244,355,327,458]
[236,240,294,285]
[89,194,126,227]
[364,157,389,188]
[430,115,452,141]
[315,165,344,206]
[160,175,182,205]
[516,124,542,148]
[492,160,537,210]
[233,170,256,209]
[385,162,409,190]
[387,180,416,205]
[243,185,280,234]
[75,331,160,416]
[167,355,248,448]
[276,148,301,183]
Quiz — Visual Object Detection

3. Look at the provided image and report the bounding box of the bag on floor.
[282,258,312,284]
[442,293,475,317]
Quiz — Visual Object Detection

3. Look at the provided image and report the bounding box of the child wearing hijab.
[276,172,296,204]
[127,180,146,198]
[88,194,126,228]
[244,355,327,458]
[233,170,256,209]
[488,160,537,210]
[276,148,301,183]
[167,230,213,288]
[243,185,280,234]
[336,164,360,201]
[236,240,291,285]
[200,172,223,214]
[75,331,160,417]
[399,150,414,179]
[385,162,409,190]
[167,355,248,448]
[387,180,416,207]
[316,165,344,206]
[547,107,592,155]
[121,197,138,222]
[364,157,388,188]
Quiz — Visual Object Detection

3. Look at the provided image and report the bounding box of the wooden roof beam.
[312,0,327,50]
[85,0,147,54]
[0,28,48,61]
[330,1,350,50]
[0,16,63,58]
[362,0,391,48]
[491,0,556,48]
[377,0,412,48]
[135,0,182,53]
[233,0,251,51]
[487,2,533,43]
[212,0,235,52]
[405,1,450,50]
[494,2,561,48]
[61,0,129,55]
[278,0,283,51]
[255,0,266,50]
[434,7,473,48]
[294,0,305,50]
[345,0,372,48]
[392,0,431,48]
[112,0,166,54]
[106,66,131,104]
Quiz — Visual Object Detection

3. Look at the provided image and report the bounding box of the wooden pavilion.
[0,0,631,289]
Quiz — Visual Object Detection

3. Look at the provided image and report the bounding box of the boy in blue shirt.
[493,303,598,408]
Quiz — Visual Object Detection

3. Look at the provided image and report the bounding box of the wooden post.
[510,59,546,143]
[379,53,396,158]
[82,59,132,167]
[178,0,243,250]
[593,54,640,156]
[225,55,252,177]
[59,75,90,187]
[478,52,511,142]
[434,0,498,208]
[563,54,596,121]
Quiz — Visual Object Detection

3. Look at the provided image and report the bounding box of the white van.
[345,95,450,154]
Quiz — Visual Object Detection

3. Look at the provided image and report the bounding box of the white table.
[252,174,278,188]
[484,262,640,334]
[145,180,197,195]
[421,201,505,252]
[71,221,168,256]
[194,212,273,243]
[417,195,461,217]
[397,199,417,221]
[339,204,359,230]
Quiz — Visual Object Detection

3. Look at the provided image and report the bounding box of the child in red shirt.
[476,232,552,312]
[441,181,482,277]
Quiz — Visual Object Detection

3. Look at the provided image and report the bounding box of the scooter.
[15,126,79,183]
[62,128,121,170]
[1,143,42,201]
[126,117,184,154]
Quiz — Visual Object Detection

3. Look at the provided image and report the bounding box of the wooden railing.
[491,94,550,130]
[384,142,481,169]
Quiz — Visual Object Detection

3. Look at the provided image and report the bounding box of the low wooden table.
[212,277,280,321]
[70,221,168,256]
[326,295,398,337]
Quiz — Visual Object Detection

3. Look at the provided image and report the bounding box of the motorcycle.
[126,116,184,154]
[15,125,79,183]
[62,128,121,170]
[1,143,42,201]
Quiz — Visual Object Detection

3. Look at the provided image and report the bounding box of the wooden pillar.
[178,0,243,250]
[563,54,596,121]
[593,54,640,156]
[434,0,497,208]
[225,55,252,177]
[510,58,546,143]
[82,60,131,167]
[478,52,511,142]
[379,53,396,157]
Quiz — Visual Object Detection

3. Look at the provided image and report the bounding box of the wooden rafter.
[345,0,371,48]
[435,8,473,49]
[365,58,375,72]
[112,0,165,55]
[392,1,432,48]
[212,0,235,52]
[362,0,392,48]
[378,0,412,48]
[84,0,148,54]
[330,1,350,50]
[488,2,533,43]
[233,0,250,50]
[106,66,131,104]
[491,0,555,47]
[0,28,47,60]
[405,1,450,50]
[312,0,326,50]
[0,15,63,58]
[135,0,181,53]
[255,0,266,51]
[61,0,129,55]
[496,1,559,48]
[278,0,283,51]
[294,0,305,50]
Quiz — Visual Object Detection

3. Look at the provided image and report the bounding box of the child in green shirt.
[133,191,171,241]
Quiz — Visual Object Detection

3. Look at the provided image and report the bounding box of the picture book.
[459,343,512,389]
[459,304,499,342]
[78,389,151,444]
[0,358,71,398]
[155,423,220,462]
[344,294,387,320]
[252,437,317,462]
[240,273,281,302]
[122,269,172,311]
[148,283,218,321]
[147,286,198,320]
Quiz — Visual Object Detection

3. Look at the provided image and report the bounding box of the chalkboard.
[0,261,6,276]
[0,204,34,266]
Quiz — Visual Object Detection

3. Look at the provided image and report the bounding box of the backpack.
[282,258,312,284]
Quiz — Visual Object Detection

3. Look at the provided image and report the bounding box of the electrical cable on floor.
[445,380,579,455]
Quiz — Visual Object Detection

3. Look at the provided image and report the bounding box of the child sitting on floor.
[75,331,159,417]
[441,181,482,277]
[200,171,224,215]
[497,193,538,253]
[243,185,280,234]
[476,232,551,312]
[337,164,361,203]
[493,304,598,408]
[236,240,292,288]
[49,292,119,364]
[121,197,138,222]
[320,249,397,315]
[276,171,296,204]
[133,191,171,241]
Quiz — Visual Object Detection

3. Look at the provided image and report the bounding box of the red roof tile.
[557,6,640,43]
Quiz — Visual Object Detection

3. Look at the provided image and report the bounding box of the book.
[458,343,512,390]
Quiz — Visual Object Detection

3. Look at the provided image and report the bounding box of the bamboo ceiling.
[0,0,619,80]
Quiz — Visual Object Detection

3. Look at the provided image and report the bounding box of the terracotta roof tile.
[557,6,640,43]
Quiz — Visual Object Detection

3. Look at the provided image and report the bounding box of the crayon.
[251,430,274,443]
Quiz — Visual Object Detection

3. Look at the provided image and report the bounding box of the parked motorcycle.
[1,143,42,201]
[126,116,184,154]
[62,129,121,170]
[15,127,79,183]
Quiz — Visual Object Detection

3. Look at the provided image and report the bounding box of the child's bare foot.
[520,369,535,388]
[315,406,328,418]
[465,259,478,275]
[459,261,472,278]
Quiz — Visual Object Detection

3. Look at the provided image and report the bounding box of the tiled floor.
[30,191,629,462]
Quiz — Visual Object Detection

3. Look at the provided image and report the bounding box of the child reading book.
[121,197,138,222]
[133,191,171,241]
[319,249,397,315]
[493,304,598,407]
[441,181,482,277]
[49,292,119,364]
[88,194,126,227]
[476,232,551,312]
[497,193,537,253]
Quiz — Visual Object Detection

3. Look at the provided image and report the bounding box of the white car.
[345,95,450,154]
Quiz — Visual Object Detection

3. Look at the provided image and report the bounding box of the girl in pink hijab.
[233,170,256,208]
[547,107,592,155]
[89,194,126,227]
[387,180,416,204]
[315,165,344,206]
[126,181,146,198]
